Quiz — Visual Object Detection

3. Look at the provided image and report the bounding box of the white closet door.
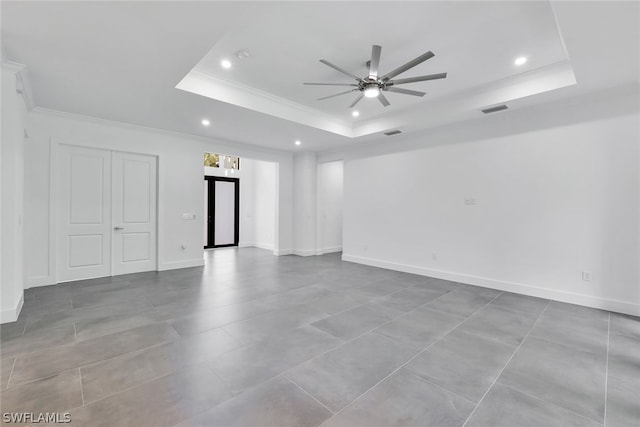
[57,145,112,282]
[112,151,157,275]
[214,180,236,246]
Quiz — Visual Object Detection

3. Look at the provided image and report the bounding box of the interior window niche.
[204,153,240,170]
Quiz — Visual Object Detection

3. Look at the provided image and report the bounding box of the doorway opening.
[204,176,240,249]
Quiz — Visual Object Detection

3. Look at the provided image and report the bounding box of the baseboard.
[316,246,343,255]
[253,242,275,251]
[25,275,56,289]
[293,249,316,257]
[1,293,24,324]
[342,253,640,317]
[157,258,205,271]
[275,248,293,256]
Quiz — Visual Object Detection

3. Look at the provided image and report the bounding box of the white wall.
[1,64,28,322]
[293,152,317,256]
[23,109,293,288]
[253,160,277,250]
[317,161,343,254]
[342,90,640,316]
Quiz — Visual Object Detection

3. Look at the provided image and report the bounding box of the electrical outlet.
[432,252,438,261]
[464,198,477,206]
[582,271,592,282]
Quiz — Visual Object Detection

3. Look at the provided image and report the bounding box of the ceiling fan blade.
[349,94,364,108]
[378,93,391,107]
[303,82,359,86]
[380,51,435,81]
[385,87,426,97]
[389,73,447,85]
[319,59,363,82]
[369,45,382,78]
[317,89,358,101]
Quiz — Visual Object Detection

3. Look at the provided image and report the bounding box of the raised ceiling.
[1,1,638,151]
[180,1,571,137]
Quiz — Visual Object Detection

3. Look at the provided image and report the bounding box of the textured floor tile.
[286,332,416,412]
[1,320,26,339]
[486,292,548,317]
[0,324,76,358]
[310,304,396,340]
[175,377,331,427]
[499,337,606,423]
[80,327,241,403]
[69,366,231,427]
[71,291,152,310]
[466,384,600,427]
[10,323,179,385]
[405,330,513,403]
[424,289,497,317]
[606,330,640,425]
[168,300,276,337]
[610,313,640,341]
[608,333,640,380]
[0,369,82,422]
[211,326,342,393]
[545,301,610,323]
[74,311,160,341]
[458,304,538,347]
[323,369,474,427]
[530,307,609,355]
[373,287,451,313]
[309,292,367,314]
[606,375,640,427]
[24,297,153,334]
[18,298,72,319]
[223,303,328,344]
[374,307,464,350]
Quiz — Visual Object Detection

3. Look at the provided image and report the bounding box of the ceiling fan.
[304,45,447,108]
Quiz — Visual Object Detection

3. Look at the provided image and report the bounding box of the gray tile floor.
[1,248,638,426]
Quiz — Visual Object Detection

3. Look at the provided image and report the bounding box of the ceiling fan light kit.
[304,44,447,108]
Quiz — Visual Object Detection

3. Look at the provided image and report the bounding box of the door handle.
[114,227,124,231]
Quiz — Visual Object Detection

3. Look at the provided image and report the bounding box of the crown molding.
[31,107,293,159]
[1,58,36,111]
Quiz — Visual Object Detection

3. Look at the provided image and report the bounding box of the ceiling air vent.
[384,130,402,136]
[481,104,508,114]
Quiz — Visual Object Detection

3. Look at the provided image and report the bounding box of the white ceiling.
[1,1,638,152]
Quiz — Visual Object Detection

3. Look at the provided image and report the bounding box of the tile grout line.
[285,375,336,416]
[78,368,85,406]
[498,382,605,425]
[316,291,505,425]
[5,357,17,389]
[603,312,611,427]
[460,300,551,427]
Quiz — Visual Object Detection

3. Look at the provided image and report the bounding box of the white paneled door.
[57,145,157,282]
[57,145,112,281]
[112,152,157,275]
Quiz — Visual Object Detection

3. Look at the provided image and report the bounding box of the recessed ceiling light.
[201,119,210,126]
[221,59,232,69]
[514,56,527,66]
[295,140,301,146]
[352,111,360,117]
